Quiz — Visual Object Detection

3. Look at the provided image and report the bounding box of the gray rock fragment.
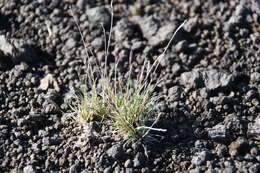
[106,145,124,160]
[228,137,248,156]
[65,38,77,50]
[223,114,245,135]
[125,168,134,173]
[208,124,230,143]
[149,23,176,45]
[189,168,202,173]
[202,70,232,90]
[223,166,237,173]
[69,163,80,173]
[249,164,260,173]
[251,72,260,83]
[10,168,23,173]
[124,159,133,168]
[86,7,111,27]
[216,144,228,157]
[0,35,37,64]
[180,69,232,90]
[114,18,136,41]
[103,167,112,173]
[175,40,188,52]
[91,37,104,50]
[133,152,145,168]
[39,74,60,92]
[180,70,203,89]
[191,151,211,166]
[183,17,198,32]
[23,165,36,173]
[0,35,14,56]
[247,116,260,141]
[251,1,260,14]
[76,0,86,9]
[139,16,159,38]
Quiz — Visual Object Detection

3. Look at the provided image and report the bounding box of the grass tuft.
[69,2,187,140]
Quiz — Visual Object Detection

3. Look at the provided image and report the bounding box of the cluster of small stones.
[0,0,259,173]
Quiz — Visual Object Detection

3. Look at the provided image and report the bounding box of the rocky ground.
[0,0,259,173]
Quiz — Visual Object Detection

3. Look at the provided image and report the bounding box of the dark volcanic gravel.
[0,0,259,173]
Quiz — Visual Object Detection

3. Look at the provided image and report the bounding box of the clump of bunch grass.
[69,2,187,140]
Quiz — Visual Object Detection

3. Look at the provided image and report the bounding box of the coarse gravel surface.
[0,0,259,173]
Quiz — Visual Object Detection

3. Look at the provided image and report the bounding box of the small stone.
[250,147,259,157]
[39,74,60,91]
[183,17,198,32]
[249,164,260,173]
[223,114,245,136]
[65,38,77,50]
[133,152,145,168]
[191,151,211,166]
[251,72,260,83]
[106,145,124,160]
[10,168,23,173]
[76,0,86,9]
[42,137,61,146]
[202,70,232,90]
[103,167,112,173]
[91,37,104,50]
[175,40,188,52]
[69,163,80,173]
[171,63,182,76]
[113,166,121,173]
[200,88,209,98]
[59,156,68,167]
[139,16,159,38]
[131,41,144,51]
[37,0,45,3]
[149,23,177,45]
[86,7,111,27]
[180,70,203,89]
[189,168,202,173]
[124,159,133,168]
[17,118,26,127]
[228,137,248,156]
[216,144,228,157]
[0,35,15,58]
[114,18,136,41]
[19,62,29,71]
[247,116,260,140]
[168,86,184,101]
[235,4,250,17]
[125,168,134,173]
[208,124,230,143]
[251,1,260,13]
[23,165,36,173]
[0,35,38,64]
[194,140,209,150]
[223,166,236,173]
